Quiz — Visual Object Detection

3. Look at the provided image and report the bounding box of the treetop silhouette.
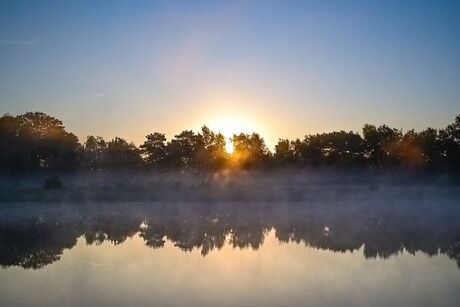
[1,112,460,175]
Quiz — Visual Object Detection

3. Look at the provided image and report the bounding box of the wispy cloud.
[77,93,106,100]
[0,40,37,46]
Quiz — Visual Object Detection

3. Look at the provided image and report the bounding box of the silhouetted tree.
[196,126,228,171]
[391,130,425,169]
[0,114,24,172]
[362,124,402,168]
[274,138,304,166]
[0,112,80,172]
[301,134,323,166]
[302,131,363,167]
[417,128,443,170]
[81,135,107,170]
[104,137,143,169]
[2,111,460,174]
[231,132,271,169]
[274,139,293,165]
[140,132,167,170]
[166,130,203,172]
[439,115,460,173]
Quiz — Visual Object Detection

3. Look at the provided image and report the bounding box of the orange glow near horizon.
[207,116,261,154]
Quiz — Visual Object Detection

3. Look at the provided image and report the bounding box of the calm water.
[1,201,460,306]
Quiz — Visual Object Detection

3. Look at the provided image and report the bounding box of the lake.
[1,200,459,306]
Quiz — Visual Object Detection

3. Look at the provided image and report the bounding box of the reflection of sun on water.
[208,117,258,154]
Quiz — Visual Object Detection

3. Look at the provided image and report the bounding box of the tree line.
[1,111,459,174]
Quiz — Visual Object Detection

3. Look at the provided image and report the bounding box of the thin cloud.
[77,93,106,100]
[0,40,37,45]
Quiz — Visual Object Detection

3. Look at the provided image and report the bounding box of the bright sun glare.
[208,117,258,154]
[225,139,234,154]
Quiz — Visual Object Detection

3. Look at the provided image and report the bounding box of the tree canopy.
[0,112,80,172]
[1,112,460,175]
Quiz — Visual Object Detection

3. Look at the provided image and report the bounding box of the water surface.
[1,201,459,306]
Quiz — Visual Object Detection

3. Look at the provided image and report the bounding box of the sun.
[225,138,234,154]
[208,117,258,154]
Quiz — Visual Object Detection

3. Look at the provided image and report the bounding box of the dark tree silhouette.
[104,137,143,169]
[81,135,107,170]
[196,126,228,171]
[362,124,402,168]
[301,134,323,166]
[274,138,305,167]
[141,126,228,173]
[0,114,25,172]
[0,112,80,172]
[1,111,460,175]
[140,132,167,170]
[439,115,460,172]
[417,128,443,170]
[392,130,424,169]
[231,132,271,169]
[165,130,203,172]
[301,131,363,167]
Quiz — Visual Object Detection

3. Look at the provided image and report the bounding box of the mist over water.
[1,189,459,269]
[1,170,460,306]
[1,168,459,203]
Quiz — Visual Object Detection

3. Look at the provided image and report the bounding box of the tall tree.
[231,132,270,169]
[362,124,402,168]
[300,131,363,167]
[392,130,424,169]
[274,138,303,166]
[418,127,443,170]
[197,126,228,171]
[166,130,203,172]
[140,132,167,170]
[104,137,143,169]
[0,112,81,172]
[439,115,460,172]
[82,136,107,170]
[0,114,23,172]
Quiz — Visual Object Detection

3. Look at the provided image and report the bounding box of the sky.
[1,0,459,150]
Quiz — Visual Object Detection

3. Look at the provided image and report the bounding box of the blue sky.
[1,0,459,149]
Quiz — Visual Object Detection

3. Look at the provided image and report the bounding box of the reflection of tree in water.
[83,212,140,245]
[139,209,230,256]
[228,214,268,251]
[0,202,459,269]
[139,221,166,249]
[0,216,80,269]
